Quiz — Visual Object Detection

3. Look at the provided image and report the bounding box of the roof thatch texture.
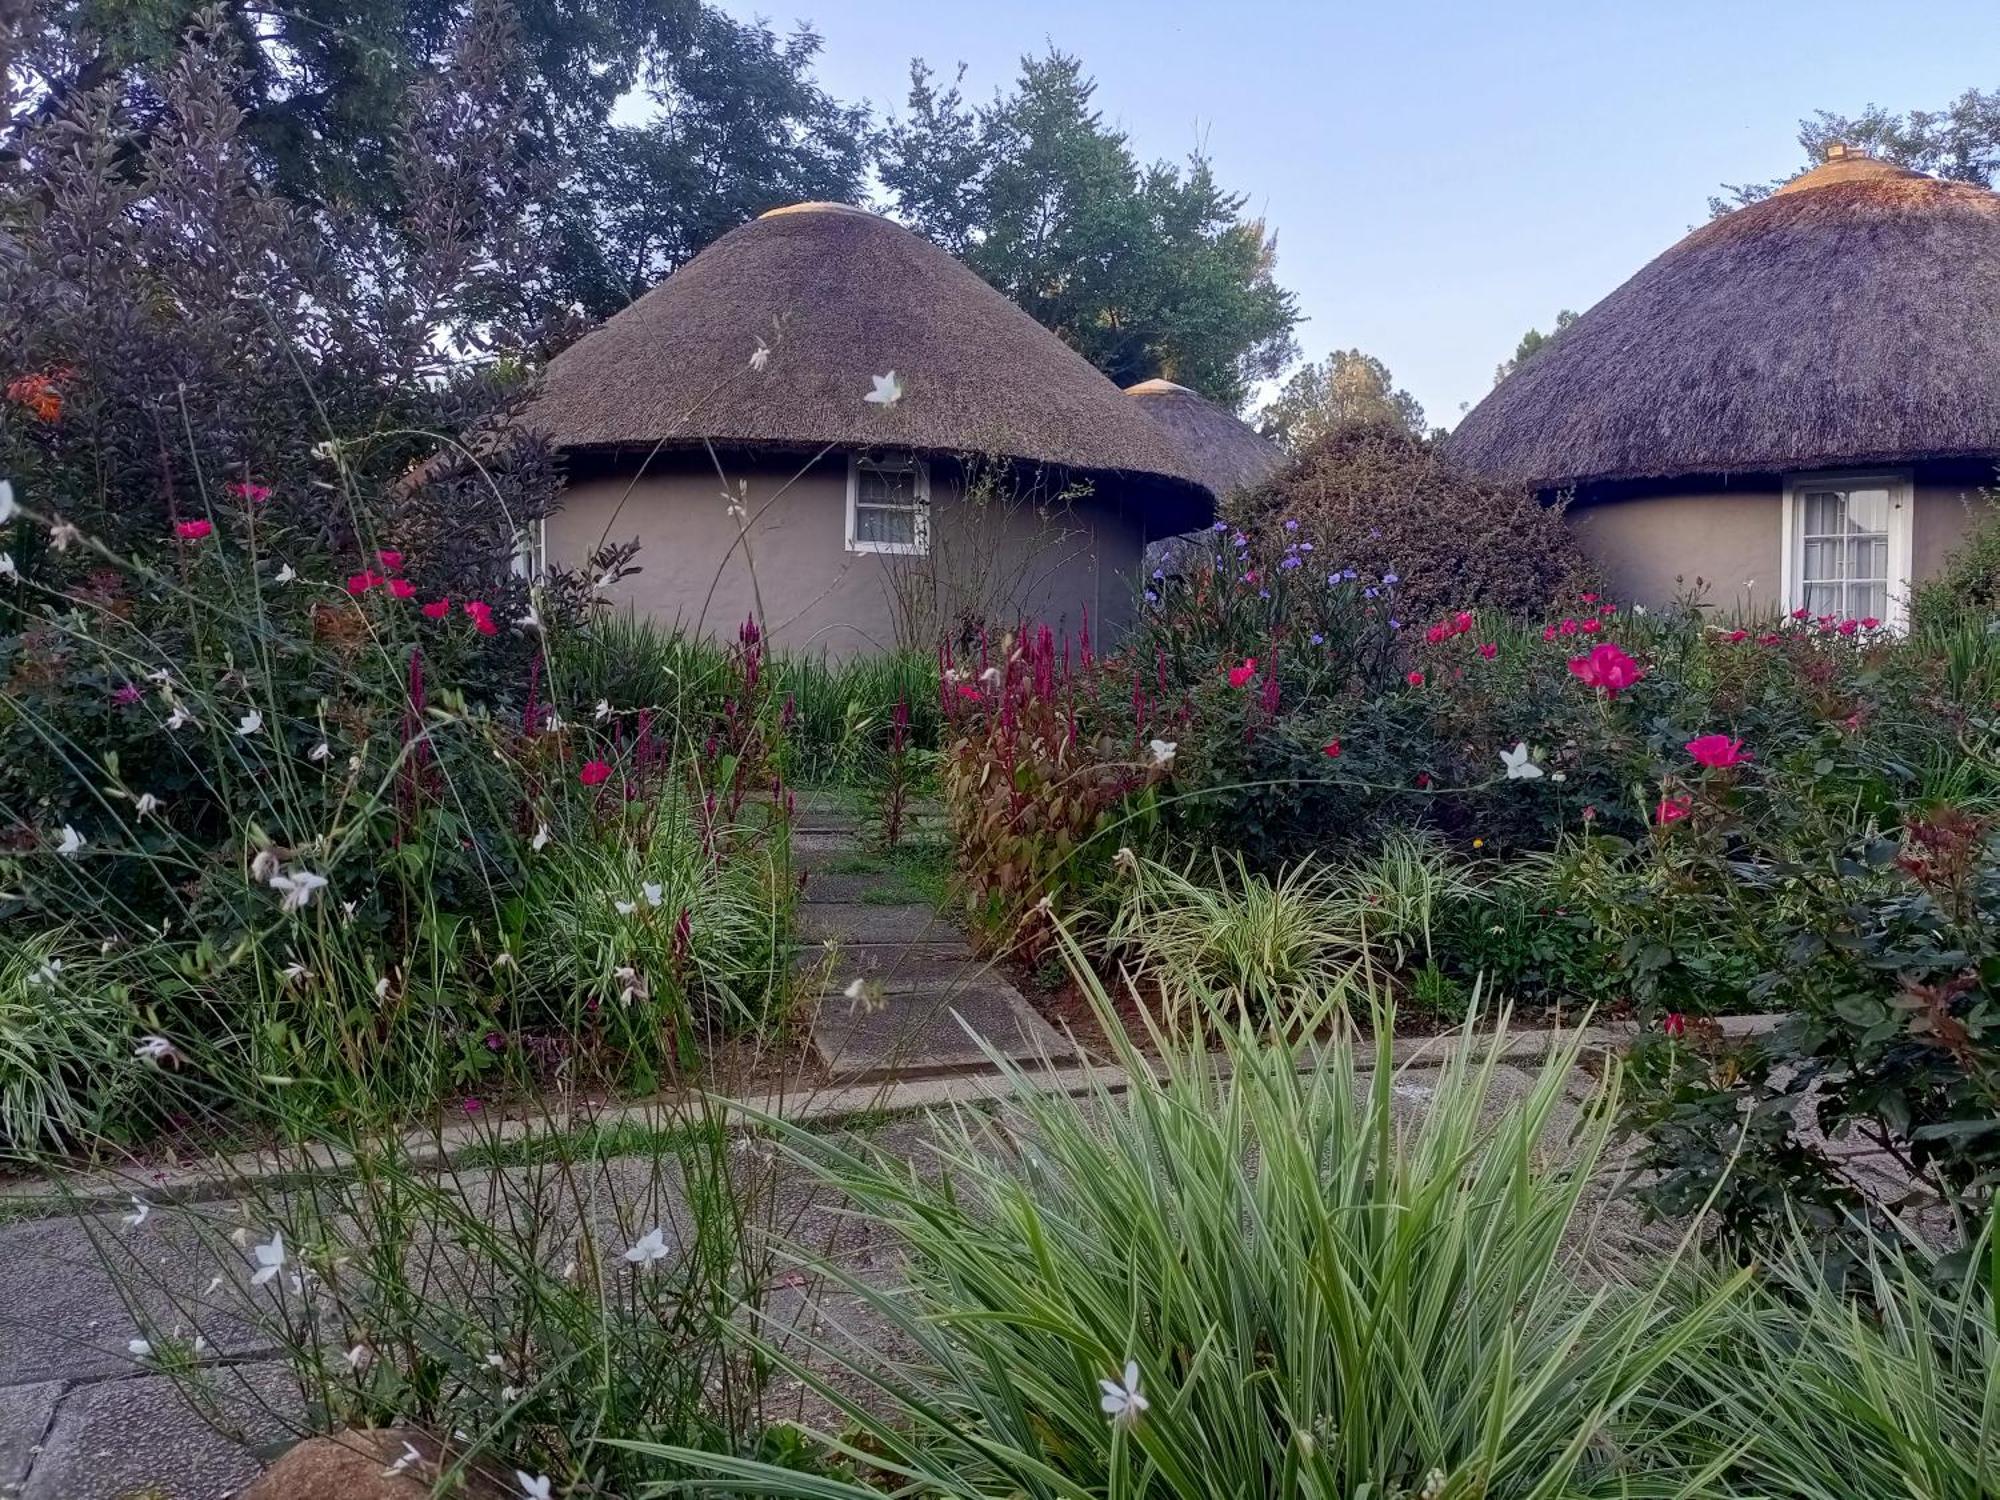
[530,203,1209,502]
[1126,378,1285,499]
[1447,157,2000,490]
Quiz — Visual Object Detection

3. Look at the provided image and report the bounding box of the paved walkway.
[792,793,1077,1082]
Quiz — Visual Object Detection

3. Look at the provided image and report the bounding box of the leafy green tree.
[10,0,871,317]
[1493,309,1579,385]
[1256,349,1425,451]
[880,52,1298,410]
[1713,86,2000,215]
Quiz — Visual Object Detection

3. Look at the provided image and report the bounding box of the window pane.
[1803,581,1841,615]
[855,504,916,546]
[1846,535,1887,582]
[1803,538,1841,583]
[858,463,918,506]
[1846,487,1890,533]
[1848,582,1888,620]
[1803,491,1845,535]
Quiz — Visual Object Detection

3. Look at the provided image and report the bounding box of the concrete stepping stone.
[796,902,957,945]
[812,977,1078,1082]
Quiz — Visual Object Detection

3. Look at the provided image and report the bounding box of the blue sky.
[716,0,1991,426]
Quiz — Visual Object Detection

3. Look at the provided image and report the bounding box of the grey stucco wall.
[545,450,1145,656]
[1564,478,1998,618]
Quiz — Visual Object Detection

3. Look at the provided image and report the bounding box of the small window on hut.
[1782,472,1912,628]
[846,453,930,556]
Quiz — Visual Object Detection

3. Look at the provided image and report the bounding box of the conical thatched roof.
[531,203,1210,508]
[1126,379,1285,499]
[1447,153,2000,490]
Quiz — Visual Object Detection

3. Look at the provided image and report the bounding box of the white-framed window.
[510,518,547,580]
[1781,471,1913,627]
[846,452,930,556]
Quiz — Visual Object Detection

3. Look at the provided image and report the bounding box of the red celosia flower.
[1662,1012,1687,1038]
[1685,733,1751,769]
[174,518,213,541]
[421,599,449,619]
[1567,642,1643,697]
[346,570,384,594]
[226,480,271,505]
[1477,642,1497,659]
[1322,738,1341,758]
[1227,658,1257,688]
[1405,670,1424,687]
[579,759,612,786]
[1655,795,1692,825]
[377,549,404,572]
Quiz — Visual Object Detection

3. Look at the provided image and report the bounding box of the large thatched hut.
[530,202,1212,655]
[1125,377,1284,577]
[1448,146,2000,624]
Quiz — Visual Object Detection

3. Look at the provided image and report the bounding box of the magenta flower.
[1685,734,1750,769]
[1567,642,1643,697]
[225,480,271,505]
[1655,795,1692,826]
[579,759,612,787]
[174,519,212,541]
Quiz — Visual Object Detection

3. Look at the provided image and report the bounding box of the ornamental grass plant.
[641,943,1751,1499]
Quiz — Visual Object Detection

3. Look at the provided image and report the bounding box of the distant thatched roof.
[1125,379,1285,499]
[530,203,1210,517]
[1447,154,2000,490]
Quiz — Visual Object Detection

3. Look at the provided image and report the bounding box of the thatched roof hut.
[530,202,1213,655]
[1448,153,2000,489]
[533,202,1208,519]
[1125,378,1285,500]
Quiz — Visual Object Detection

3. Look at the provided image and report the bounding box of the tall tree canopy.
[9,0,872,318]
[1493,310,1579,385]
[1713,86,2000,215]
[1256,349,1426,452]
[880,52,1299,410]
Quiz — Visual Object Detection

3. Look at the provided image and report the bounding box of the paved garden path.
[792,791,1078,1082]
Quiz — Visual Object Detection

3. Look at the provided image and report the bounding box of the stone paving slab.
[797,902,959,945]
[797,940,989,984]
[22,1362,300,1500]
[798,869,932,905]
[813,979,1080,1082]
[0,1382,60,1494]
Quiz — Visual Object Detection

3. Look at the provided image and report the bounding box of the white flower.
[613,898,637,917]
[308,740,332,762]
[1147,738,1177,768]
[165,703,194,731]
[236,709,263,737]
[281,962,310,985]
[48,520,81,552]
[270,868,328,913]
[374,974,390,999]
[134,792,160,816]
[531,823,550,852]
[517,1473,553,1500]
[593,699,611,723]
[493,950,515,970]
[134,1034,179,1065]
[1419,1468,1447,1500]
[623,1226,670,1266]
[56,824,84,857]
[345,1342,374,1372]
[0,552,15,582]
[615,965,648,1005]
[1549,771,1567,783]
[146,668,173,685]
[484,1352,506,1368]
[1500,742,1543,781]
[251,848,282,882]
[249,1230,286,1287]
[514,606,542,634]
[592,571,615,592]
[843,976,885,1015]
[382,1441,422,1478]
[863,371,903,406]
[30,959,61,986]
[273,563,296,584]
[641,881,664,907]
[749,339,770,373]
[978,665,1002,687]
[310,439,340,462]
[124,1196,151,1229]
[1098,1359,1148,1426]
[127,1338,152,1359]
[0,479,15,523]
